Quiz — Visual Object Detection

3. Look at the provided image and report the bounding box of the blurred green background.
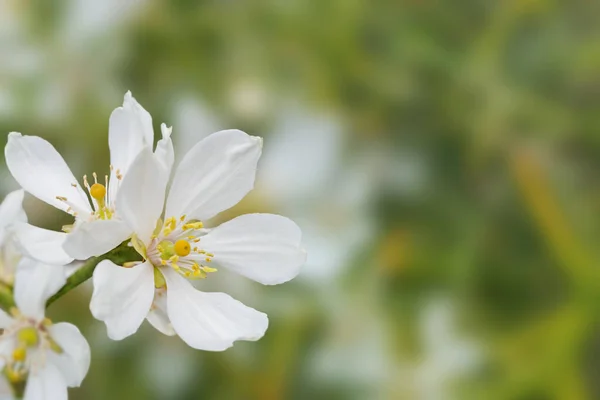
[2,0,600,399]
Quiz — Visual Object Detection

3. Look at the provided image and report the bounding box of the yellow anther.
[90,183,106,200]
[205,258,212,263]
[174,240,191,257]
[206,253,214,258]
[203,266,217,273]
[183,221,204,230]
[180,215,186,222]
[163,217,177,236]
[18,327,38,347]
[12,347,26,362]
[161,260,167,266]
[154,267,166,288]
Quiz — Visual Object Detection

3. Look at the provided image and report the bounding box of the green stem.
[0,241,141,312]
[46,241,141,307]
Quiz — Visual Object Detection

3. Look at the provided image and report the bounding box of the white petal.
[5,132,91,215]
[14,259,65,321]
[0,189,27,233]
[47,322,91,387]
[162,267,268,351]
[146,287,175,336]
[116,149,169,242]
[155,123,174,174]
[108,91,154,177]
[90,260,154,340]
[24,363,68,400]
[62,219,131,260]
[0,337,16,371]
[0,309,14,329]
[165,129,262,220]
[199,214,305,285]
[13,223,73,265]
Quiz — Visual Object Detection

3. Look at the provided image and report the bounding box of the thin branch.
[46,241,142,307]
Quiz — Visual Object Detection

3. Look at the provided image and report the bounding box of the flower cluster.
[0,92,306,398]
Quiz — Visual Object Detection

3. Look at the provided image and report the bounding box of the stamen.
[183,221,204,230]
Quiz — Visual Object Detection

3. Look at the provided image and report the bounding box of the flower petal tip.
[160,123,173,139]
[251,135,263,148]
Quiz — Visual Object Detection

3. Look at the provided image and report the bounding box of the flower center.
[2,313,63,383]
[56,166,123,224]
[145,216,217,284]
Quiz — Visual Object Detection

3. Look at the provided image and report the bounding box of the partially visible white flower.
[0,190,27,285]
[91,127,306,351]
[5,91,173,263]
[0,261,90,399]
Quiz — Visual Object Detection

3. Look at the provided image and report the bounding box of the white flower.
[0,190,27,285]
[5,91,173,262]
[90,128,306,351]
[0,261,90,400]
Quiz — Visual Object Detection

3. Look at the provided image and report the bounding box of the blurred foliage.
[2,0,600,399]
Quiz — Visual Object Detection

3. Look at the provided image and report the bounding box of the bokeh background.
[2,0,600,399]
